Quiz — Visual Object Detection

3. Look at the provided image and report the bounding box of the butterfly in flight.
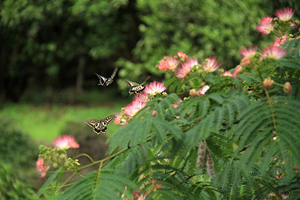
[84,114,115,134]
[125,76,150,95]
[95,67,118,86]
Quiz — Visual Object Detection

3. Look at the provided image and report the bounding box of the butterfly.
[84,114,115,134]
[125,76,150,95]
[95,67,118,86]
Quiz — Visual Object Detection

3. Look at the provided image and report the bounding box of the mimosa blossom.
[274,8,295,22]
[198,85,210,95]
[133,92,149,103]
[240,46,258,58]
[144,81,167,96]
[273,34,287,47]
[53,135,80,149]
[36,157,50,178]
[233,65,243,78]
[190,85,210,96]
[176,58,198,78]
[202,56,222,72]
[123,100,147,117]
[157,56,179,72]
[177,52,187,60]
[262,45,286,60]
[220,71,233,77]
[257,16,274,35]
[239,46,257,65]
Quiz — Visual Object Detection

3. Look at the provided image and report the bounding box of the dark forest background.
[1,0,299,104]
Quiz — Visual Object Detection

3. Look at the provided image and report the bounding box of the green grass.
[0,103,127,142]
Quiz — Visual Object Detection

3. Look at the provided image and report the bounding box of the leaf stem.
[74,153,95,163]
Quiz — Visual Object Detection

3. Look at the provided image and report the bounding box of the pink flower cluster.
[189,85,210,97]
[53,135,80,149]
[36,158,50,178]
[157,56,179,72]
[239,46,258,65]
[219,65,242,79]
[262,45,286,60]
[257,7,295,35]
[202,56,222,73]
[157,52,222,78]
[115,81,167,126]
[239,44,286,65]
[36,135,80,178]
[274,7,295,22]
[176,58,198,78]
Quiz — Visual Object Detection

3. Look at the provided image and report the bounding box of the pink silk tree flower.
[123,100,147,118]
[114,113,122,125]
[176,58,198,78]
[53,135,80,149]
[233,65,243,78]
[239,46,257,65]
[198,85,210,95]
[133,92,149,103]
[36,157,50,178]
[220,71,233,77]
[257,16,274,35]
[273,34,287,47]
[239,46,258,59]
[202,56,222,72]
[144,81,167,96]
[114,113,128,126]
[262,45,286,60]
[177,52,187,60]
[274,8,295,22]
[157,56,179,72]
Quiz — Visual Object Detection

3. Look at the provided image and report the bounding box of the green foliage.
[58,169,137,200]
[0,118,38,167]
[0,119,39,200]
[116,0,272,89]
[0,164,37,200]
[36,5,300,200]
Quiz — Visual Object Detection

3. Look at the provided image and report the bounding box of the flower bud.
[263,77,274,89]
[283,82,292,94]
[233,65,243,78]
[189,89,197,96]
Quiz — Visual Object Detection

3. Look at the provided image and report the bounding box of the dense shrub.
[36,7,300,199]
[0,118,38,167]
[0,118,39,199]
[0,164,37,200]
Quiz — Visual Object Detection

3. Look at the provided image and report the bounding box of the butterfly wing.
[110,67,118,80]
[84,120,99,128]
[95,73,107,86]
[102,114,116,125]
[104,67,119,86]
[125,80,139,87]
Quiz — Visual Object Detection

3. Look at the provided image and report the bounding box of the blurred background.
[0,0,299,199]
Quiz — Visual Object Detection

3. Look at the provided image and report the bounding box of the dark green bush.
[0,118,39,199]
[0,164,37,200]
[0,118,38,167]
